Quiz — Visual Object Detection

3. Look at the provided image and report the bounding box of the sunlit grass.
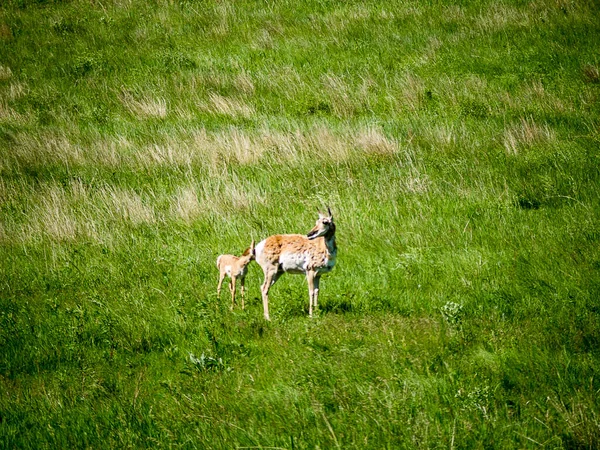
[1,0,599,448]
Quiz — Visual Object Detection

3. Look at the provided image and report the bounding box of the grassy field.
[1,0,600,447]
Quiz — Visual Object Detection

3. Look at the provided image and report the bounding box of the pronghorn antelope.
[216,240,255,310]
[255,208,337,320]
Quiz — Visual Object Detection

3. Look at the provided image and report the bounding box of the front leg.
[229,276,237,310]
[240,276,246,310]
[313,274,321,314]
[306,270,316,318]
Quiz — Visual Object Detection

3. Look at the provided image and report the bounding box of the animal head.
[241,240,256,261]
[307,207,335,240]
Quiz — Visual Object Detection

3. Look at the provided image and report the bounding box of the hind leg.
[260,265,281,321]
[217,273,225,299]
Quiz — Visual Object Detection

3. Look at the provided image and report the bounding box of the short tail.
[216,255,222,268]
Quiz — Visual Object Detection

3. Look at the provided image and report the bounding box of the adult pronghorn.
[216,240,255,310]
[255,208,337,320]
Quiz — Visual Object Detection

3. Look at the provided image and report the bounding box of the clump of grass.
[171,186,202,223]
[202,93,255,119]
[582,64,599,84]
[503,116,555,155]
[0,65,12,80]
[121,91,168,119]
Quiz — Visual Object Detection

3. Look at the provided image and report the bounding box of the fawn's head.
[307,207,335,240]
[241,240,256,262]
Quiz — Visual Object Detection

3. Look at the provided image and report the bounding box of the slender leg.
[261,266,280,321]
[306,270,315,318]
[313,274,321,314]
[217,273,225,299]
[240,276,245,310]
[229,276,236,310]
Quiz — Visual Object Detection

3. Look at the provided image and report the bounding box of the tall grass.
[1,0,600,447]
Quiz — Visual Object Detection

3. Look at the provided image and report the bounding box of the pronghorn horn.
[327,206,333,218]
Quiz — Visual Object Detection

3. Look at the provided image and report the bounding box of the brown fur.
[255,209,336,320]
[216,240,255,310]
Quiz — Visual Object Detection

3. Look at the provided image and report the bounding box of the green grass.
[1,0,600,448]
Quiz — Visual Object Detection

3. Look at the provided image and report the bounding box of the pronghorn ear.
[318,208,326,219]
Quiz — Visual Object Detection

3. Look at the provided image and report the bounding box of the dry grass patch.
[258,66,305,101]
[88,136,133,168]
[4,133,84,170]
[0,101,26,125]
[0,65,12,81]
[188,177,266,218]
[503,117,554,155]
[320,3,392,33]
[549,396,600,449]
[121,91,168,119]
[424,122,460,148]
[475,3,530,33]
[516,81,573,114]
[201,93,255,119]
[172,186,202,223]
[354,127,397,156]
[498,81,573,116]
[2,125,404,176]
[322,73,357,118]
[222,182,266,211]
[234,71,255,95]
[435,74,490,112]
[137,143,193,168]
[208,2,234,37]
[391,73,426,113]
[100,187,157,225]
[5,81,28,101]
[403,169,431,194]
[306,126,350,161]
[582,64,600,84]
[251,28,275,51]
[0,23,12,40]
[253,129,299,164]
[191,127,263,166]
[193,125,401,166]
[29,184,84,241]
[224,128,265,164]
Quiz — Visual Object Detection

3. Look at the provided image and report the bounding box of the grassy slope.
[1,0,600,448]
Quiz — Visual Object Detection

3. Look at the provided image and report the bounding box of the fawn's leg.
[229,276,237,310]
[240,277,246,310]
[217,273,225,299]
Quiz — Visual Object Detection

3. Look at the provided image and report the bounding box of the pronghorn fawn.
[216,240,255,310]
[255,208,337,320]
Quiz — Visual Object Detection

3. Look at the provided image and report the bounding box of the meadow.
[1,0,599,447]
